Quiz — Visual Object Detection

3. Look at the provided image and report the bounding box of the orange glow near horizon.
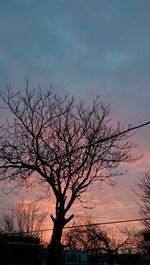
[0,136,149,244]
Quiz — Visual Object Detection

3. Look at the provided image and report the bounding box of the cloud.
[0,0,150,233]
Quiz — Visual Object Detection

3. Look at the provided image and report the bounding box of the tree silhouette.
[0,200,47,243]
[137,172,150,230]
[63,217,135,265]
[0,84,137,264]
[136,172,150,254]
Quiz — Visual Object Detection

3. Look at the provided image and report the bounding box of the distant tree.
[63,217,134,265]
[137,172,150,229]
[0,200,47,243]
[135,230,150,255]
[0,84,138,265]
[136,172,150,254]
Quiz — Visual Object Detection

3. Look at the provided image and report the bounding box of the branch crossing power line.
[2,217,149,235]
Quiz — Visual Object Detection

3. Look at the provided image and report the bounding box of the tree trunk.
[108,251,114,265]
[46,219,64,265]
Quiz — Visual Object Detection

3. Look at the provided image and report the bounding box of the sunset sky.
[0,0,150,236]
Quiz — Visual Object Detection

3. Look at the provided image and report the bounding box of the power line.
[64,217,150,230]
[4,217,149,235]
[43,217,150,232]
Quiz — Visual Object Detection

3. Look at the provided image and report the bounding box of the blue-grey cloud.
[0,0,150,93]
[0,0,150,222]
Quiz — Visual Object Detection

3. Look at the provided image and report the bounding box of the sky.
[0,0,150,236]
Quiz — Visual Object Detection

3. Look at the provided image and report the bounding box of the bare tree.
[0,200,47,243]
[135,230,150,255]
[0,85,138,264]
[63,217,134,265]
[136,172,150,254]
[137,172,150,229]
